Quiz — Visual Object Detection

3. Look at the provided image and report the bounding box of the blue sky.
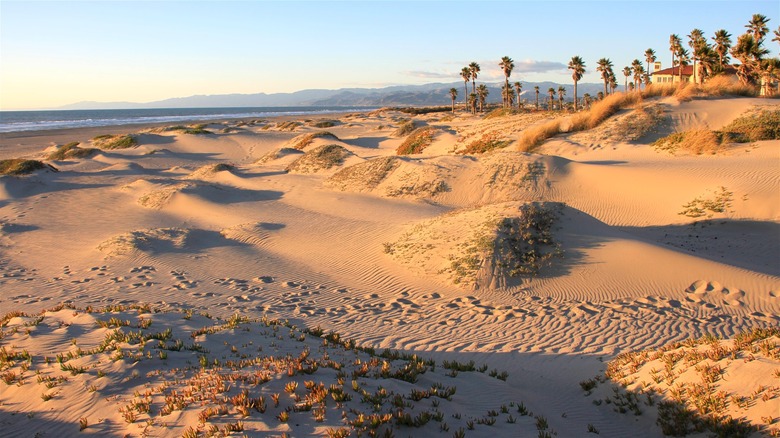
[1,0,778,109]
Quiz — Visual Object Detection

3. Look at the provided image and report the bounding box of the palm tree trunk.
[573,81,578,111]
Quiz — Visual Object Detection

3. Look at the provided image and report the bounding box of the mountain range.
[59,81,610,110]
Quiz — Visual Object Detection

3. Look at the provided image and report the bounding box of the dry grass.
[92,134,138,150]
[653,129,722,155]
[396,127,436,155]
[642,77,756,101]
[392,120,418,137]
[570,92,642,132]
[458,132,512,154]
[516,119,562,152]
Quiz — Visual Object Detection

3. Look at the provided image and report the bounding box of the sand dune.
[0,98,778,437]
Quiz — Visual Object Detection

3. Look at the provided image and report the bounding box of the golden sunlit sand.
[0,92,778,437]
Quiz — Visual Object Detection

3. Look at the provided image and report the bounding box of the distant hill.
[59,82,608,110]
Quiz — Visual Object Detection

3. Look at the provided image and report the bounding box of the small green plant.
[92,134,138,150]
[48,142,97,160]
[459,131,512,154]
[679,186,733,218]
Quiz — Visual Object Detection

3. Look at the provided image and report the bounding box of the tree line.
[447,13,780,114]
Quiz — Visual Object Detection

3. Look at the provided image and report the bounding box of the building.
[650,61,738,84]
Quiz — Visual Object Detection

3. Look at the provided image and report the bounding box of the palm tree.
[608,71,618,94]
[514,82,523,110]
[583,93,591,109]
[773,26,780,47]
[557,86,566,111]
[449,88,458,113]
[669,34,682,79]
[502,84,515,108]
[568,56,585,111]
[731,33,769,85]
[675,47,690,82]
[468,93,477,114]
[469,62,481,95]
[460,67,471,110]
[698,45,719,82]
[632,60,645,92]
[476,84,489,113]
[499,56,515,108]
[746,14,770,44]
[547,87,555,111]
[596,58,613,96]
[688,29,705,84]
[534,86,540,110]
[622,66,632,91]
[712,29,733,71]
[760,58,780,96]
[644,48,657,75]
[596,91,604,100]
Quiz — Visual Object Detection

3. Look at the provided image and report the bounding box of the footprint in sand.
[721,287,745,307]
[769,291,779,299]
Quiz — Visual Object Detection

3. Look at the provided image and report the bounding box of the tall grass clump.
[458,132,512,154]
[92,134,138,150]
[570,92,642,132]
[516,119,562,152]
[396,127,435,155]
[47,142,97,160]
[0,159,50,175]
[699,75,756,97]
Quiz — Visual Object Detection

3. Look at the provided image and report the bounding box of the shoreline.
[0,110,367,160]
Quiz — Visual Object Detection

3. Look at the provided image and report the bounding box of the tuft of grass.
[92,134,138,150]
[48,142,97,160]
[643,77,756,100]
[483,108,519,120]
[517,119,562,152]
[311,120,339,128]
[286,144,352,173]
[277,121,302,131]
[396,127,435,155]
[652,129,722,155]
[0,159,50,175]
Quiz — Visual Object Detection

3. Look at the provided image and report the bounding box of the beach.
[0,96,778,437]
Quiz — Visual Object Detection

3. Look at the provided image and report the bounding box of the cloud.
[402,70,455,79]
[514,60,568,73]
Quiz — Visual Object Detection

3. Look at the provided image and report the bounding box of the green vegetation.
[92,134,138,150]
[277,121,302,131]
[396,127,436,155]
[311,120,339,128]
[47,142,97,160]
[286,144,352,173]
[394,106,451,115]
[720,108,780,142]
[0,159,50,176]
[165,124,212,135]
[679,186,733,218]
[494,203,563,277]
[483,108,518,119]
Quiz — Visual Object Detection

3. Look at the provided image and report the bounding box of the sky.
[1,0,778,110]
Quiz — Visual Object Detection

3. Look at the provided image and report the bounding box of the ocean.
[0,107,375,133]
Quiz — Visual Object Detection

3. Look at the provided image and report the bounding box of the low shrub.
[517,119,561,152]
[396,127,435,155]
[395,106,451,115]
[458,132,511,154]
[277,121,302,131]
[291,131,340,150]
[311,120,339,128]
[720,108,780,142]
[0,159,51,175]
[392,120,418,137]
[483,108,518,120]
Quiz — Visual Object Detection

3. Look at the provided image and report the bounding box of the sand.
[0,98,778,437]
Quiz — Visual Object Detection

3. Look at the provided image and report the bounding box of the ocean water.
[0,107,373,133]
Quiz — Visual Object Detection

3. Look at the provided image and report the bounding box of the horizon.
[1,0,778,110]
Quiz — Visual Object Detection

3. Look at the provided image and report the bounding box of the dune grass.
[458,132,512,154]
[277,121,302,131]
[570,92,642,132]
[311,120,339,128]
[286,144,352,173]
[47,142,97,160]
[720,108,780,142]
[652,129,723,155]
[396,127,436,155]
[392,120,418,137]
[291,131,340,150]
[92,134,138,150]
[516,119,562,152]
[483,108,519,120]
[0,159,50,176]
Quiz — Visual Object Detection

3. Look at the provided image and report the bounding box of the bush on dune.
[291,131,340,150]
[458,132,512,154]
[570,92,642,132]
[392,120,418,137]
[720,108,780,142]
[396,127,436,155]
[92,134,138,150]
[47,142,97,160]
